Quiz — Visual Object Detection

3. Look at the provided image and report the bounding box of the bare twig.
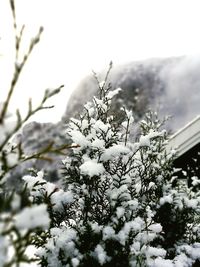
[0,0,43,124]
[0,85,64,152]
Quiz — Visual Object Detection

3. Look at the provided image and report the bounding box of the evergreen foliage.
[22,64,200,267]
[1,65,200,267]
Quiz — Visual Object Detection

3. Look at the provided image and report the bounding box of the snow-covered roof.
[167,115,200,157]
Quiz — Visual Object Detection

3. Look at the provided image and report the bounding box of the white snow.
[127,199,139,210]
[102,226,115,240]
[81,119,89,130]
[148,182,156,190]
[101,144,130,161]
[91,138,105,149]
[80,160,105,177]
[160,195,173,205]
[191,176,200,186]
[149,223,162,233]
[23,171,56,196]
[51,190,73,211]
[117,218,144,245]
[139,130,165,147]
[122,121,128,128]
[14,204,50,230]
[184,198,198,209]
[68,130,90,148]
[146,246,166,257]
[84,102,95,117]
[121,109,134,129]
[0,236,9,266]
[71,257,80,267]
[139,135,151,147]
[23,171,73,212]
[106,88,121,99]
[94,244,107,265]
[99,81,105,88]
[93,97,107,112]
[116,207,125,218]
[93,120,109,133]
[90,222,103,233]
[153,257,174,267]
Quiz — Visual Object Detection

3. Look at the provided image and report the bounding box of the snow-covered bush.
[1,55,200,266]
[32,64,200,267]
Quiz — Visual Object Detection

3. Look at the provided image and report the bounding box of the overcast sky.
[0,0,200,122]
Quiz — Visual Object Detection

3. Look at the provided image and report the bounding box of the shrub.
[23,64,200,267]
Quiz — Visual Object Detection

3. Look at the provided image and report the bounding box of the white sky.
[1,0,200,122]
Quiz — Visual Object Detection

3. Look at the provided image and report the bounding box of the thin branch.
[0,0,43,124]
[0,85,63,151]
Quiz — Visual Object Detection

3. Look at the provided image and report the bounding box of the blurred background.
[1,0,200,124]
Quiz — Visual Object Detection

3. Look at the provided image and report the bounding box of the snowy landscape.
[1,1,200,267]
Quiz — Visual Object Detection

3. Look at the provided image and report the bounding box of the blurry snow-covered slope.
[65,56,200,132]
